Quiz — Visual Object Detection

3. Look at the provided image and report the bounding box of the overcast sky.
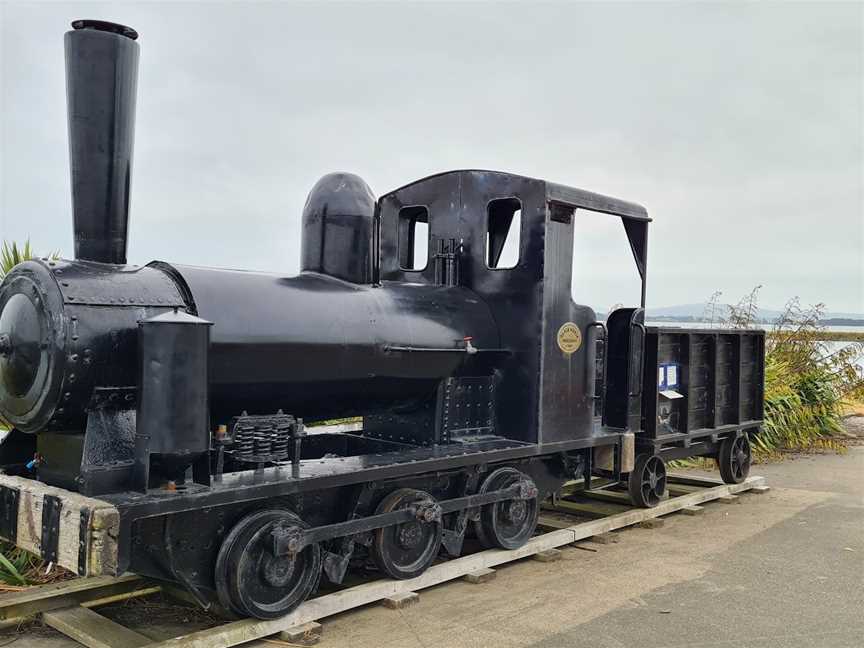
[1,1,862,314]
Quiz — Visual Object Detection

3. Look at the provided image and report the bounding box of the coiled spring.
[230,412,295,463]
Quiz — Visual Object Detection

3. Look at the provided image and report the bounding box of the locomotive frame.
[0,20,764,620]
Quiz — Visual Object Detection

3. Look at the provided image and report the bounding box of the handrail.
[586,322,608,416]
[628,321,646,397]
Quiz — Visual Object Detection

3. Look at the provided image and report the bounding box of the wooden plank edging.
[0,575,147,621]
[147,475,765,648]
[43,606,151,648]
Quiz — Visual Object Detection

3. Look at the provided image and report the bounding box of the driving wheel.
[371,488,443,579]
[214,509,321,619]
[474,467,539,550]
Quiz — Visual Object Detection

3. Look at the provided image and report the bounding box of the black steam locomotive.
[0,21,764,619]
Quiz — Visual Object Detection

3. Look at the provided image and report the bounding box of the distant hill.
[822,318,864,327]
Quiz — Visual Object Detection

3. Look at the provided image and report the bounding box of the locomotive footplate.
[102,432,621,520]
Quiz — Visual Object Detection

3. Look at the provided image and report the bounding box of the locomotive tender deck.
[0,19,765,619]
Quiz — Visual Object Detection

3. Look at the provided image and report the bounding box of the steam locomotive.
[0,21,764,619]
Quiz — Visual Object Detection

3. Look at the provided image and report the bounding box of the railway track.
[0,473,768,648]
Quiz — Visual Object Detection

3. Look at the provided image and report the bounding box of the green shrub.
[731,291,863,456]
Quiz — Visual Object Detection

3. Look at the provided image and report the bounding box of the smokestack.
[65,20,139,265]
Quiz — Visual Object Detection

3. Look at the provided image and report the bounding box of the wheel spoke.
[641,483,657,503]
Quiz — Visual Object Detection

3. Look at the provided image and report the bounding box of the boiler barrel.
[0,259,499,433]
[169,265,500,422]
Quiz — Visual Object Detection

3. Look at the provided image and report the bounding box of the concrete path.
[319,448,864,648]
[6,447,862,648]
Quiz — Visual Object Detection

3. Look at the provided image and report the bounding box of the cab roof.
[381,169,651,223]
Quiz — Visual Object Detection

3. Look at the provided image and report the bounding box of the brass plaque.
[556,322,582,354]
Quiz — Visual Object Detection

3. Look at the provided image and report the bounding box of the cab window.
[486,198,521,269]
[398,206,429,271]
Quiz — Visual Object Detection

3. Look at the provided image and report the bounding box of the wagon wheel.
[628,454,667,508]
[371,488,443,579]
[474,467,539,550]
[214,509,321,619]
[717,434,751,484]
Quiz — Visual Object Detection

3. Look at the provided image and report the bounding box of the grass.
[726,291,862,457]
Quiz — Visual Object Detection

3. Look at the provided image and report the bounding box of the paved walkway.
[320,448,864,648]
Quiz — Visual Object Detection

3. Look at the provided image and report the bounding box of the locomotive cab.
[375,170,650,456]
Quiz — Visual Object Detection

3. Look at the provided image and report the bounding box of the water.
[646,321,863,333]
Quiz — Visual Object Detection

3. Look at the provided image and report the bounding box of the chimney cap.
[71,19,138,40]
